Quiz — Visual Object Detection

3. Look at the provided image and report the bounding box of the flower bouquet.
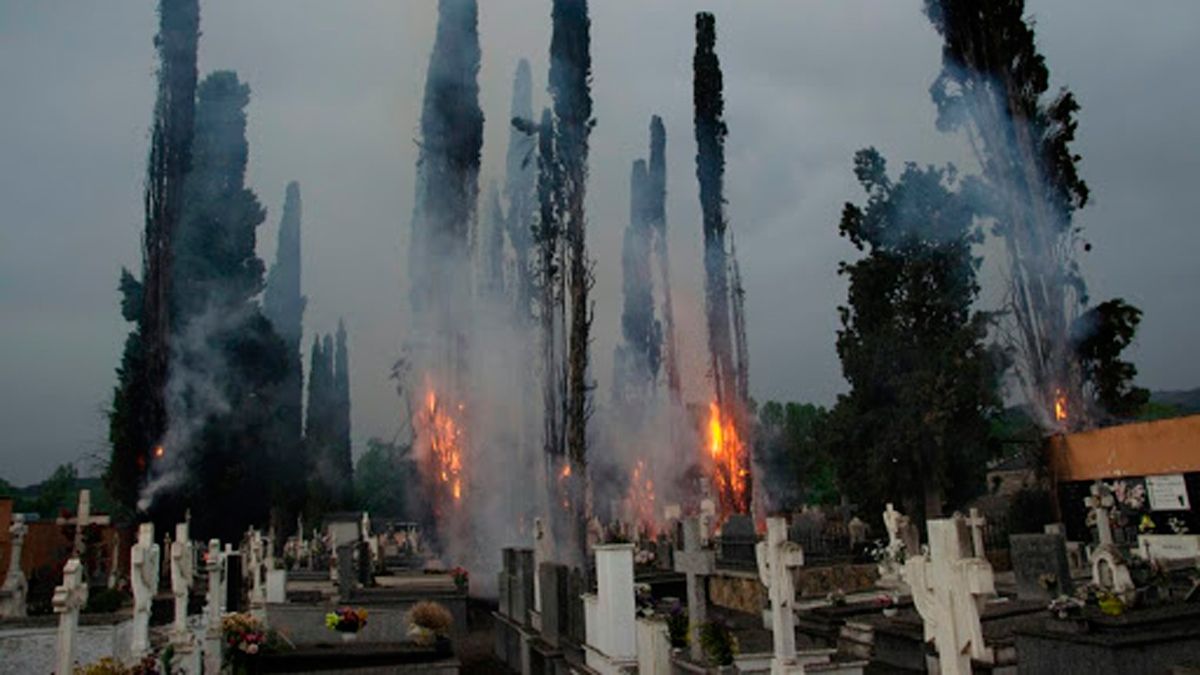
[451,566,469,593]
[326,607,369,641]
[1048,595,1084,620]
[875,593,898,617]
[407,600,453,648]
[222,612,269,674]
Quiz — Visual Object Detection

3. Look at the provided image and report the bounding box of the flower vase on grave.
[408,624,435,646]
[340,631,358,643]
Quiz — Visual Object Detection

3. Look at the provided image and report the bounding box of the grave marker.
[131,522,160,657]
[1010,533,1073,601]
[674,517,714,662]
[0,514,28,618]
[756,516,805,675]
[53,558,88,675]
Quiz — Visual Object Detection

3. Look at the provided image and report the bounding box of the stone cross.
[204,539,226,675]
[883,503,902,550]
[904,517,995,675]
[131,522,161,657]
[756,517,805,675]
[246,527,266,607]
[57,489,111,558]
[964,508,987,558]
[1084,482,1115,547]
[674,517,715,662]
[106,537,120,590]
[53,558,89,675]
[848,516,868,546]
[170,520,194,641]
[0,514,28,618]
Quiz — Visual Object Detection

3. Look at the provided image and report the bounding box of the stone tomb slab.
[1010,533,1074,601]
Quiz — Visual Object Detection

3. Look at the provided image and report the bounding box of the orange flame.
[419,384,465,506]
[1054,389,1068,423]
[625,459,657,537]
[707,401,750,520]
[153,445,165,459]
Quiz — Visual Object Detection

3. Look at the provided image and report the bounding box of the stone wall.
[708,564,879,615]
[0,615,132,673]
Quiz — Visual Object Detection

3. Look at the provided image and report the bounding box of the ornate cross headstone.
[131,522,161,657]
[1084,482,1135,602]
[57,489,111,559]
[204,539,226,675]
[1084,482,1115,547]
[904,516,995,675]
[756,517,805,675]
[53,558,89,675]
[674,517,714,662]
[170,520,194,642]
[0,514,28,618]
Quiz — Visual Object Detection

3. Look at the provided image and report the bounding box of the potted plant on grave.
[1047,595,1085,620]
[450,566,469,593]
[325,606,369,642]
[698,618,738,672]
[407,600,454,652]
[74,654,166,675]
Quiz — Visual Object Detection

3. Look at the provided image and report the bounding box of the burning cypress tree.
[694,12,751,516]
[550,0,594,477]
[504,59,537,322]
[108,0,199,516]
[646,116,682,404]
[921,0,1140,430]
[409,0,483,349]
[612,159,662,409]
[481,181,507,303]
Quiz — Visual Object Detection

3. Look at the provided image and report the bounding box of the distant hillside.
[1151,388,1200,415]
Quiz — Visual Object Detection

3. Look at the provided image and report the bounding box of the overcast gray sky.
[2,1,1198,485]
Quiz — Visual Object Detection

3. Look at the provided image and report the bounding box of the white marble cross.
[131,522,161,657]
[57,489,111,558]
[756,517,805,675]
[53,558,89,675]
[0,514,28,618]
[964,508,987,558]
[904,516,995,675]
[674,517,715,662]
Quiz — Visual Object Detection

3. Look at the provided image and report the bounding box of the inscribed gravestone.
[718,514,757,569]
[1010,533,1073,600]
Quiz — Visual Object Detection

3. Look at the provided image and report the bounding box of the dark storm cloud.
[1,1,1197,483]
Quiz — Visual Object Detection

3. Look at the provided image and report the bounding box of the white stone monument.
[0,514,28,618]
[53,558,89,675]
[904,516,995,675]
[674,517,715,662]
[583,543,637,675]
[1085,483,1135,603]
[756,516,806,675]
[131,522,161,657]
[170,520,195,641]
[204,539,227,675]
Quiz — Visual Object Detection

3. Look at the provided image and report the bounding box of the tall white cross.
[53,558,88,675]
[675,517,715,663]
[964,508,987,558]
[57,490,111,558]
[756,517,805,675]
[1085,482,1115,547]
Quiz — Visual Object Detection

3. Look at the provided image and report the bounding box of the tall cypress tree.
[693,12,751,516]
[646,116,682,404]
[333,320,353,507]
[612,159,661,409]
[165,71,287,540]
[504,59,537,322]
[550,0,594,477]
[481,182,507,303]
[108,0,200,516]
[263,182,307,530]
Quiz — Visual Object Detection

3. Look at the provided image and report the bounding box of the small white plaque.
[1146,474,1191,511]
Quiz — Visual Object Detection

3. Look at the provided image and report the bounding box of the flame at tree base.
[707,401,750,521]
[417,378,466,517]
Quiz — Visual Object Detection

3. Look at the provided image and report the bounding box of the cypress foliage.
[504,60,537,322]
[612,158,661,409]
[165,71,287,540]
[549,0,594,474]
[108,0,200,516]
[333,320,353,507]
[647,116,682,403]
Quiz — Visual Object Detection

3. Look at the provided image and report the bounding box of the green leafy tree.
[756,402,839,510]
[1071,299,1150,420]
[354,438,416,518]
[828,148,1003,523]
[32,464,79,519]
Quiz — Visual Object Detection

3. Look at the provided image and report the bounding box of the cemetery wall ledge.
[1048,414,1200,481]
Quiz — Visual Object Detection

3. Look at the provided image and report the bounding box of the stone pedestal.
[583,544,637,675]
